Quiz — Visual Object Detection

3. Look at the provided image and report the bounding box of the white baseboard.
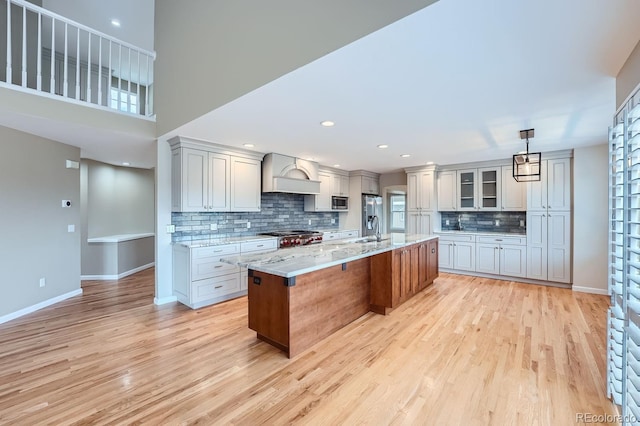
[572,286,609,295]
[0,288,83,325]
[154,295,178,305]
[81,262,154,281]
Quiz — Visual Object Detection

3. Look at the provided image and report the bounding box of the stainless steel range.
[259,230,323,248]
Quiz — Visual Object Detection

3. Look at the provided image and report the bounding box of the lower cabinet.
[475,235,527,278]
[322,229,359,241]
[370,239,439,314]
[173,238,277,309]
[526,211,571,283]
[407,210,433,235]
[438,234,476,272]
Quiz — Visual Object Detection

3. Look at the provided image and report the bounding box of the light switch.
[67,224,75,232]
[210,223,218,231]
[166,224,176,233]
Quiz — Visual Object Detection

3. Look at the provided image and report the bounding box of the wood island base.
[248,239,439,358]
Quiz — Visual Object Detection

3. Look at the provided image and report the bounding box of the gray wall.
[153,0,438,136]
[572,144,608,293]
[617,39,640,108]
[0,125,81,317]
[80,159,154,276]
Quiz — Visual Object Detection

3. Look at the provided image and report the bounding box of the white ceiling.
[165,0,640,173]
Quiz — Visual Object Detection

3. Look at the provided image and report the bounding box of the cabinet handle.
[542,214,546,217]
[257,244,264,247]
[495,239,503,242]
[214,285,223,289]
[431,248,436,253]
[214,265,223,268]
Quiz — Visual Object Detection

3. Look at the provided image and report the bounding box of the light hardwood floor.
[0,270,617,425]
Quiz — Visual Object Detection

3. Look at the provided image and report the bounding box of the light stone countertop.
[435,230,526,237]
[221,233,438,278]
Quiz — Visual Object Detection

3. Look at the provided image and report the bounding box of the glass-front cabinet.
[457,169,477,211]
[478,167,501,211]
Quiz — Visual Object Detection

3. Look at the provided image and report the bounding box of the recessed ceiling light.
[400,154,411,158]
[426,161,434,165]
[111,19,121,27]
[320,120,335,127]
[243,143,255,148]
[333,164,341,167]
[122,162,130,166]
[306,157,315,161]
[377,144,389,149]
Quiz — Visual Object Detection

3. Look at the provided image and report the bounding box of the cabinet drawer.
[342,230,359,238]
[192,260,239,280]
[193,244,240,260]
[192,275,240,303]
[241,239,277,253]
[323,232,342,240]
[477,235,526,245]
[437,233,476,243]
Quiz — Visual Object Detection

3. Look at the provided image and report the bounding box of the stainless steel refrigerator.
[362,194,383,238]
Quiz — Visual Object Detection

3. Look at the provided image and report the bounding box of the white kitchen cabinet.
[322,229,359,241]
[478,167,501,211]
[437,233,476,272]
[332,174,350,197]
[169,137,263,213]
[407,169,436,211]
[437,170,457,211]
[304,171,333,211]
[526,210,570,283]
[527,158,571,212]
[362,175,380,195]
[407,211,432,235]
[457,169,477,211]
[501,165,526,211]
[475,235,527,278]
[231,157,261,211]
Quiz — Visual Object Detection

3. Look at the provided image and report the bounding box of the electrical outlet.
[210,223,218,231]
[166,224,176,233]
[247,222,251,229]
[68,224,75,232]
[61,199,71,208]
[39,277,45,288]
[520,220,525,227]
[495,220,500,226]
[445,219,450,225]
[331,219,336,224]
[308,219,312,225]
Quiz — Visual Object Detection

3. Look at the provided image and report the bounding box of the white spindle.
[49,17,54,93]
[86,33,91,103]
[127,47,131,112]
[36,12,41,91]
[97,37,102,105]
[75,27,80,100]
[107,40,112,108]
[136,50,140,115]
[145,54,150,116]
[63,22,68,97]
[117,44,122,110]
[21,4,26,86]
[6,0,12,83]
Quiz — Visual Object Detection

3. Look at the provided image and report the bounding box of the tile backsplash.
[171,192,339,242]
[440,211,526,234]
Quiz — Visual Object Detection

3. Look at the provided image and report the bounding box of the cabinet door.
[547,158,571,211]
[409,245,420,296]
[457,169,477,211]
[526,211,548,280]
[427,240,439,282]
[417,171,434,210]
[437,171,457,211]
[208,153,231,211]
[501,166,526,211]
[315,172,332,211]
[407,211,420,234]
[230,157,260,211]
[439,240,454,269]
[407,173,420,211]
[547,211,571,283]
[454,242,476,271]
[340,175,350,196]
[419,212,432,235]
[478,167,501,211]
[180,148,209,212]
[476,243,500,274]
[500,244,527,278]
[527,160,548,211]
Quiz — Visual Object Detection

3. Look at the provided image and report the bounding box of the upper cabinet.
[527,158,571,211]
[332,173,350,197]
[304,170,333,211]
[407,168,436,211]
[501,165,526,211]
[169,136,263,213]
[437,164,526,212]
[362,175,380,195]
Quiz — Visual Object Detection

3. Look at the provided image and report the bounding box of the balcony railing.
[1,0,155,118]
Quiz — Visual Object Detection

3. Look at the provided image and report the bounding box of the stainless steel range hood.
[262,153,321,194]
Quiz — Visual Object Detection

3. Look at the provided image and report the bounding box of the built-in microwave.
[331,196,349,210]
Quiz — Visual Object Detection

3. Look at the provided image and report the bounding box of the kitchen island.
[223,233,439,358]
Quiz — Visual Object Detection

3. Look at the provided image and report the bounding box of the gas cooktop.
[259,230,323,248]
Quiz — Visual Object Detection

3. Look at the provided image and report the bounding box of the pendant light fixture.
[513,128,541,182]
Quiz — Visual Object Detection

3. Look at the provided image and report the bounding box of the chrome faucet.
[457,215,464,231]
[372,215,382,242]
